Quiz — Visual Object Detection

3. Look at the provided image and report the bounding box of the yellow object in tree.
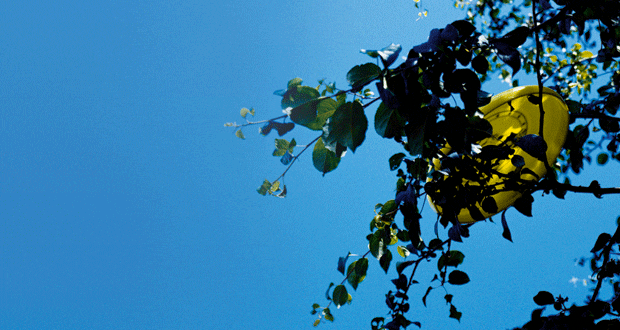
[428,85,569,223]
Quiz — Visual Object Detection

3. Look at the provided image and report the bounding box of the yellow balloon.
[428,86,570,223]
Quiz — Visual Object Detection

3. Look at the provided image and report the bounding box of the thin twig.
[273,135,322,183]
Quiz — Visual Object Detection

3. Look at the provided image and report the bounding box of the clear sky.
[1,1,619,329]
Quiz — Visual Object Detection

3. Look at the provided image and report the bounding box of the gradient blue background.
[1,1,619,329]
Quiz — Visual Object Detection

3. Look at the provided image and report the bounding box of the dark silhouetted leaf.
[600,118,620,133]
[438,250,465,270]
[482,197,499,214]
[449,304,462,322]
[422,286,433,306]
[396,260,416,274]
[501,26,530,48]
[389,153,407,171]
[493,41,521,75]
[375,102,405,138]
[380,250,392,274]
[347,63,381,90]
[513,194,534,217]
[591,233,612,253]
[289,99,320,126]
[472,54,488,75]
[516,134,548,162]
[450,20,476,37]
[511,155,526,167]
[448,270,470,285]
[597,153,609,165]
[533,291,555,306]
[501,210,513,242]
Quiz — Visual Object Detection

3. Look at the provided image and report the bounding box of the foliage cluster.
[227,0,620,328]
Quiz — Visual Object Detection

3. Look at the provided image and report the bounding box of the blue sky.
[1,1,619,329]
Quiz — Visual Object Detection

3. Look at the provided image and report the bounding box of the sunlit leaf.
[235,129,245,140]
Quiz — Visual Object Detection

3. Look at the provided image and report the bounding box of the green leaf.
[347,259,368,290]
[389,153,406,171]
[369,230,387,259]
[354,258,369,278]
[375,102,406,139]
[326,102,368,153]
[448,270,470,285]
[380,250,392,274]
[235,129,245,140]
[438,251,465,270]
[304,98,338,130]
[313,319,320,327]
[240,107,254,118]
[282,86,320,109]
[289,99,320,126]
[346,63,381,90]
[312,137,341,175]
[533,291,555,306]
[256,179,271,196]
[405,120,426,156]
[380,200,397,215]
[597,153,609,165]
[332,285,349,308]
[287,77,303,89]
[323,308,334,322]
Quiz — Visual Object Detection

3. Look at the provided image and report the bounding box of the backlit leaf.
[375,102,405,139]
[312,137,341,175]
[326,101,368,153]
[304,98,338,131]
[282,86,320,109]
[235,129,245,140]
[332,285,349,307]
[347,63,381,90]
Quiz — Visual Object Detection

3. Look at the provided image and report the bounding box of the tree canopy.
[227,0,620,328]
